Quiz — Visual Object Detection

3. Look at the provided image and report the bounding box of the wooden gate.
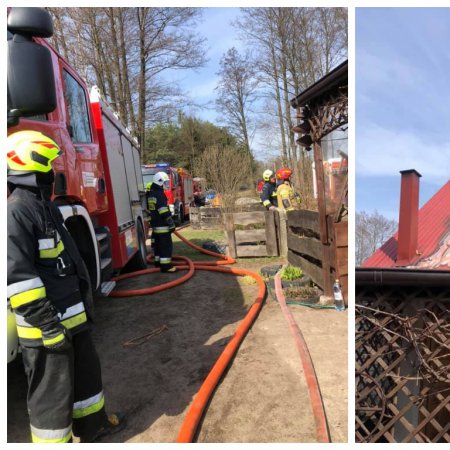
[355,287,450,443]
[224,210,279,258]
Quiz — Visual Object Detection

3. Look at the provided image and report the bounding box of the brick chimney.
[395,169,421,266]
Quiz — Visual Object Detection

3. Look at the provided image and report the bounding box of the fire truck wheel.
[127,221,147,271]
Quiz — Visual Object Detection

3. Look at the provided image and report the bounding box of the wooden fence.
[355,288,450,443]
[190,204,262,230]
[190,207,222,230]
[224,210,279,258]
[193,206,348,299]
[286,210,348,301]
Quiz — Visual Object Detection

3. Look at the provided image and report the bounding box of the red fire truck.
[7,8,148,361]
[142,164,194,224]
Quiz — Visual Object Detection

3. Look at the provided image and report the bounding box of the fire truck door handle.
[75,146,85,153]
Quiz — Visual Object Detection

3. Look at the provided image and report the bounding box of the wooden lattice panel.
[356,287,450,443]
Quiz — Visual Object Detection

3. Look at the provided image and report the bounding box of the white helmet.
[153,171,170,189]
[263,169,273,181]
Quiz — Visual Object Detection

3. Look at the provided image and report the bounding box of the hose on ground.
[274,269,331,443]
[109,229,265,442]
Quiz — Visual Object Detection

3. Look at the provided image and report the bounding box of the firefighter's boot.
[81,412,126,443]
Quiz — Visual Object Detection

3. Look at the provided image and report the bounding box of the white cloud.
[357,123,450,185]
[358,48,425,90]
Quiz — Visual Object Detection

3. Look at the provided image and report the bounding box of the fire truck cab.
[142,163,194,225]
[7,7,148,362]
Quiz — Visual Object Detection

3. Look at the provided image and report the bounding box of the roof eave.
[290,60,348,109]
[356,267,450,288]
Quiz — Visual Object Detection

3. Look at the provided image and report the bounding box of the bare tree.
[215,47,260,159]
[234,7,347,209]
[48,7,208,147]
[356,211,398,266]
[196,145,252,212]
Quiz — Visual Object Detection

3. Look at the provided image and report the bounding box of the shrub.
[280,265,303,281]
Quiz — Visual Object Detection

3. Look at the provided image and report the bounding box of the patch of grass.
[280,265,304,281]
[238,275,257,286]
[174,228,224,243]
[171,227,225,261]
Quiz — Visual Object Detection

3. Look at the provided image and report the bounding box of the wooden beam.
[224,213,237,258]
[313,140,332,296]
[287,233,323,262]
[237,245,268,257]
[233,211,266,226]
[264,210,279,256]
[235,229,266,244]
[286,210,320,234]
[288,250,324,288]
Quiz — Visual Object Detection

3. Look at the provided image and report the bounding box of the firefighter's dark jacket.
[7,181,93,348]
[147,183,175,232]
[260,181,277,209]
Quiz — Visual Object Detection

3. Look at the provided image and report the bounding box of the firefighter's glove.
[43,327,72,352]
[166,217,176,233]
[19,300,72,352]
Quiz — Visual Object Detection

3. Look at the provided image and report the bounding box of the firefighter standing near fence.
[7,131,125,443]
[147,172,177,272]
[276,167,299,211]
[260,169,278,210]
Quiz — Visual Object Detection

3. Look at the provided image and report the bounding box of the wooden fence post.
[264,210,278,256]
[224,213,237,258]
[279,209,288,258]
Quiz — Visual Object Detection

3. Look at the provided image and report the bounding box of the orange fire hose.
[109,229,266,442]
[273,270,330,443]
[110,229,329,443]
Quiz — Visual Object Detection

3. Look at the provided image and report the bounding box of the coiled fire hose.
[110,229,329,443]
[110,229,266,442]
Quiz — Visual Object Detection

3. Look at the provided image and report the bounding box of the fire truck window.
[63,70,92,144]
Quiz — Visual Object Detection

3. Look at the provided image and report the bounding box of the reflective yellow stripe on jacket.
[8,277,46,309]
[14,302,87,341]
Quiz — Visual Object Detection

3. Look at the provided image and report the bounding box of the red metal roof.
[363,180,450,270]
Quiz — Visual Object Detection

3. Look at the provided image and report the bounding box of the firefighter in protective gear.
[147,171,177,273]
[276,167,299,211]
[7,131,125,443]
[145,182,155,248]
[260,169,278,210]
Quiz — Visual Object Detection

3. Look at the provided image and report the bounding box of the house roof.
[290,60,348,109]
[363,180,450,270]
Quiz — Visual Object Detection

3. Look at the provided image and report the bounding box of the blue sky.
[356,8,450,220]
[167,7,280,160]
[168,8,243,121]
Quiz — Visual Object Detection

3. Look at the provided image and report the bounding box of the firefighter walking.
[147,172,177,273]
[260,169,278,210]
[276,168,300,211]
[7,131,124,443]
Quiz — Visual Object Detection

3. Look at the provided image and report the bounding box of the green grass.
[172,228,225,261]
[173,226,286,270]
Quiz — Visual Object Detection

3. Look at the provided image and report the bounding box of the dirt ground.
[7,245,348,443]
